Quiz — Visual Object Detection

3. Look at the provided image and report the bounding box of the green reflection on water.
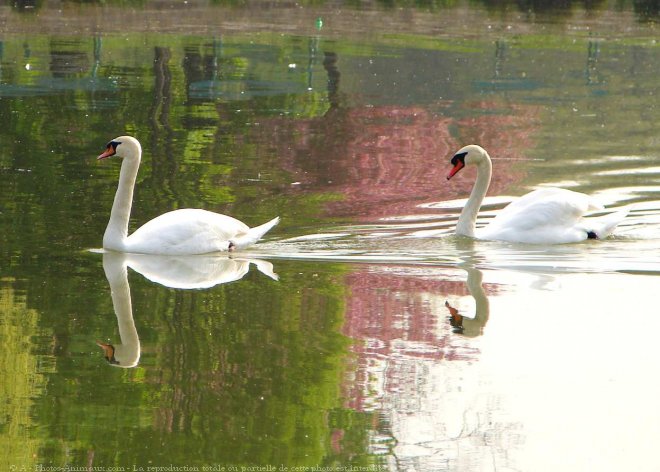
[0,31,378,468]
[0,3,659,470]
[2,255,379,467]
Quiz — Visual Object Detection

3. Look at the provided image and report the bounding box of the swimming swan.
[446,145,627,244]
[97,251,278,367]
[98,136,279,254]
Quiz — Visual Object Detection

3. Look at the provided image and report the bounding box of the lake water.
[1,2,659,471]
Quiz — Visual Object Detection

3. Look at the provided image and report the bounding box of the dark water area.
[1,2,659,471]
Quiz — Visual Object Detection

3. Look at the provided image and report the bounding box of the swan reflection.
[445,266,490,337]
[97,251,278,367]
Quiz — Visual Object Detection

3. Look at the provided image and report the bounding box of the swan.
[445,266,490,337]
[98,136,279,254]
[97,251,140,368]
[97,251,278,367]
[123,253,278,289]
[446,145,627,244]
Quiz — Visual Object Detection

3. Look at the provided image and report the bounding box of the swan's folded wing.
[127,209,249,254]
[126,254,251,288]
[483,188,602,235]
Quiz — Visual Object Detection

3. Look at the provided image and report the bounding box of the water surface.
[1,2,659,471]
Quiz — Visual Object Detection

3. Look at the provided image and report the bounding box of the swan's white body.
[99,136,279,254]
[98,251,278,367]
[123,253,278,289]
[447,145,627,244]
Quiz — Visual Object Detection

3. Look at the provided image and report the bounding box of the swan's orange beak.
[447,160,465,180]
[96,341,116,363]
[97,146,116,160]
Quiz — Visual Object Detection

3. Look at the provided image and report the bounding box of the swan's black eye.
[107,140,121,151]
[451,151,467,166]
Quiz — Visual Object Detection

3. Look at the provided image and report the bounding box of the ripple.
[252,199,660,276]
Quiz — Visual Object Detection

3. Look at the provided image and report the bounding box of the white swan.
[97,251,278,367]
[124,253,278,289]
[446,145,627,244]
[446,267,490,337]
[98,136,279,254]
[97,251,140,368]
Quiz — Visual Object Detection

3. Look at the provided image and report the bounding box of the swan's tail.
[587,209,628,239]
[232,216,280,249]
[251,259,279,281]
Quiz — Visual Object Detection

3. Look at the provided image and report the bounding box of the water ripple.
[250,200,660,276]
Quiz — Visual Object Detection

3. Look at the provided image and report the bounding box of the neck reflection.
[98,252,278,368]
[445,266,490,338]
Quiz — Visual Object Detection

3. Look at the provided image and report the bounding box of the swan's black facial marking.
[451,151,467,167]
[587,231,598,239]
[447,151,468,180]
[107,140,121,152]
[97,342,119,365]
[98,140,122,160]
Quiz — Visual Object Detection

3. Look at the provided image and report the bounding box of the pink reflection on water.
[341,267,502,412]
[322,100,540,411]
[316,102,538,219]
[256,100,538,222]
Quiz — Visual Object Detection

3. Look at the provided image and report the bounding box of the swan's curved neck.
[103,152,140,251]
[462,267,490,337]
[103,253,140,367]
[456,157,492,237]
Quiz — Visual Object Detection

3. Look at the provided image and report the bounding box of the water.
[1,2,660,471]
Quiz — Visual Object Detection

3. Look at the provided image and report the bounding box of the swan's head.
[96,341,139,368]
[97,136,142,161]
[446,144,490,180]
